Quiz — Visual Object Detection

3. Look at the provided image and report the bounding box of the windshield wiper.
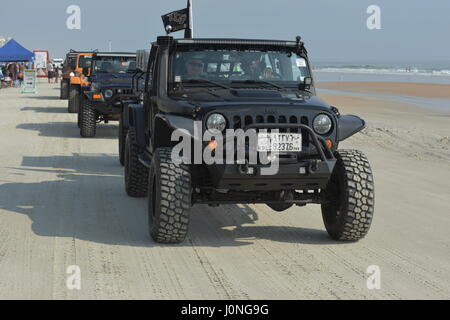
[182,79,234,91]
[231,80,285,90]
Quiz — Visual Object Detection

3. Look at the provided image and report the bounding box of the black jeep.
[60,50,78,100]
[123,36,375,244]
[78,52,137,138]
[118,50,149,165]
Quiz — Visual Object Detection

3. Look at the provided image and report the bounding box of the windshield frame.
[168,46,312,91]
[91,56,137,75]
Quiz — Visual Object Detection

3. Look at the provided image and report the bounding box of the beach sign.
[21,69,38,94]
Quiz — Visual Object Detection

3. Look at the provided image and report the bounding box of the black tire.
[79,97,97,138]
[118,115,127,166]
[124,128,148,197]
[60,80,69,99]
[77,100,82,128]
[148,148,192,244]
[321,149,375,241]
[267,203,293,212]
[68,86,80,113]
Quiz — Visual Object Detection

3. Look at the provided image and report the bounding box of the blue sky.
[1,0,448,64]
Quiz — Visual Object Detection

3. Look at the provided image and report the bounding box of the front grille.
[113,88,133,95]
[228,114,310,147]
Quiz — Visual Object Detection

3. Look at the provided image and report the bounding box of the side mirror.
[299,77,313,91]
[304,77,312,85]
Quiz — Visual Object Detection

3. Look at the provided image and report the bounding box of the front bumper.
[207,124,336,191]
[85,91,136,115]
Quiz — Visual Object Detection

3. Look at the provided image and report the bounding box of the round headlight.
[104,89,113,99]
[313,114,332,135]
[206,113,227,133]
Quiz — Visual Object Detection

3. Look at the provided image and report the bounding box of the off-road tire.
[79,97,97,137]
[118,115,127,166]
[148,148,192,244]
[321,149,375,241]
[60,80,69,99]
[68,86,80,113]
[124,128,148,197]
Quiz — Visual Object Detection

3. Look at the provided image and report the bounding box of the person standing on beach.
[47,61,54,84]
[54,66,60,83]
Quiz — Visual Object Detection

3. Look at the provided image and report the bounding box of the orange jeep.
[68,52,94,113]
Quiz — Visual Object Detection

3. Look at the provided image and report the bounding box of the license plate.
[257,133,302,152]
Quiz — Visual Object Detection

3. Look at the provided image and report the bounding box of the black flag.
[161,8,189,34]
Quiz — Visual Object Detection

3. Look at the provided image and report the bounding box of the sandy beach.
[0,81,449,299]
[319,81,450,99]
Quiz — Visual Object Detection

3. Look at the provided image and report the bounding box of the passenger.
[236,54,264,80]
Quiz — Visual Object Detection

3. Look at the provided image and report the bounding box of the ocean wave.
[315,67,450,77]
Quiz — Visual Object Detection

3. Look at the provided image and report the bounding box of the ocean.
[312,61,450,84]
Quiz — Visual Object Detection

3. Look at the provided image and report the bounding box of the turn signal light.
[325,139,333,149]
[92,94,102,100]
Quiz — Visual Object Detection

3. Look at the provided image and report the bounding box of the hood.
[169,88,330,108]
[159,88,333,116]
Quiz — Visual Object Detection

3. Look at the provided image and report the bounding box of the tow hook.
[308,160,319,173]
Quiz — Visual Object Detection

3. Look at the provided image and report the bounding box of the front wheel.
[124,128,148,197]
[321,149,375,241]
[148,148,192,244]
[79,97,97,137]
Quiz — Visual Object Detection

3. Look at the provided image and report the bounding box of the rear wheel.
[124,128,148,197]
[118,115,127,166]
[79,97,97,137]
[321,149,375,241]
[68,85,80,113]
[60,80,69,99]
[148,148,192,244]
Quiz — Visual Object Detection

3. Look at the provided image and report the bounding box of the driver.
[184,53,205,79]
[100,61,114,73]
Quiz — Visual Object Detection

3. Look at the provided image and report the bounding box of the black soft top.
[93,52,136,59]
[153,37,307,53]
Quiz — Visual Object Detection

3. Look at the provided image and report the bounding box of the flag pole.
[184,0,193,39]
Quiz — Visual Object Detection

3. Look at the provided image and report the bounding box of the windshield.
[92,57,136,74]
[170,48,311,88]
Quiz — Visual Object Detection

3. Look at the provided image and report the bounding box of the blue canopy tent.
[0,39,34,62]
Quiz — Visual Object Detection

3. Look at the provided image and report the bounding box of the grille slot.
[114,88,133,95]
[226,113,311,149]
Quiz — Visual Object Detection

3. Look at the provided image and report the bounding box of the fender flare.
[127,104,146,148]
[338,115,366,142]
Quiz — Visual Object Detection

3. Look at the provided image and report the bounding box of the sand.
[319,81,450,99]
[0,81,448,299]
